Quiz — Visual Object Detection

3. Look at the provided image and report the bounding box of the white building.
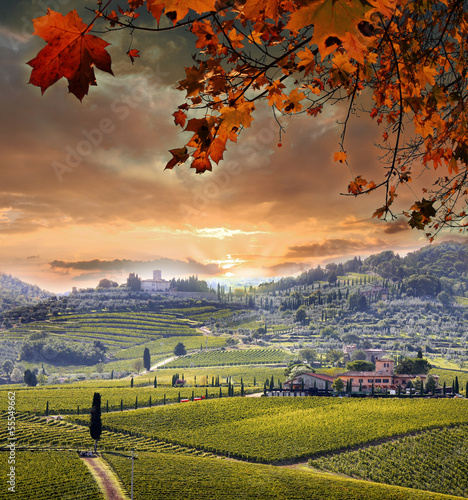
[141,270,171,292]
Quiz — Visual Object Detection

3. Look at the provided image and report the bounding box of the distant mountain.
[0,273,53,314]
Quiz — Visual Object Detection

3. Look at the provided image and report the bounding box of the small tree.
[298,348,317,364]
[130,377,134,388]
[425,374,438,394]
[133,359,143,374]
[89,392,102,453]
[154,376,157,388]
[24,369,37,387]
[2,360,14,376]
[143,347,151,372]
[332,377,344,393]
[174,342,186,356]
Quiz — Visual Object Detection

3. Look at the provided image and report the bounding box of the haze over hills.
[0,273,53,314]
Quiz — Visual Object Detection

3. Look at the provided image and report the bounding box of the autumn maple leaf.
[27,9,113,101]
[287,0,373,57]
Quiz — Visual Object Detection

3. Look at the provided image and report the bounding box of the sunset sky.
[0,1,461,293]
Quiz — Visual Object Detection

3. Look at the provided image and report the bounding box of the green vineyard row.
[310,424,468,498]
[100,398,468,463]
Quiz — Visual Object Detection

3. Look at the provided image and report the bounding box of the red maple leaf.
[27,9,113,101]
[127,49,140,64]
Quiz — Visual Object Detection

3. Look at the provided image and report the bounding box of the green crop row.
[104,451,464,500]
[101,397,468,463]
[310,424,468,498]
[163,348,290,368]
[0,412,217,457]
[112,335,227,360]
[0,450,103,500]
[0,386,246,414]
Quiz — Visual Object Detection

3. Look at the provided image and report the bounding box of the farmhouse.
[140,270,171,292]
[339,358,438,392]
[283,372,335,392]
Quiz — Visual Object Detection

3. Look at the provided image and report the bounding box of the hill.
[0,273,52,317]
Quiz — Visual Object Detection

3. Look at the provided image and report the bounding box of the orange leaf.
[127,49,140,64]
[173,109,187,128]
[348,175,367,194]
[27,9,113,101]
[286,0,374,57]
[334,151,347,163]
[163,0,217,24]
[219,100,255,133]
[165,147,189,169]
[372,206,388,219]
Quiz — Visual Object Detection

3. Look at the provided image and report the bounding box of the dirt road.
[81,456,130,500]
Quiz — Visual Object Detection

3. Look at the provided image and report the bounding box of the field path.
[81,455,130,500]
[150,356,176,370]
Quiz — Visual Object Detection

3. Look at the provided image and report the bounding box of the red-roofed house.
[339,358,437,392]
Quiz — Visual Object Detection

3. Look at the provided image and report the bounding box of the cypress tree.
[443,381,446,395]
[371,381,374,396]
[77,405,80,415]
[154,376,157,388]
[253,376,256,386]
[89,392,102,453]
[45,401,49,416]
[263,382,267,396]
[178,392,181,403]
[149,396,152,407]
[130,377,134,388]
[106,400,109,413]
[164,394,166,405]
[465,381,468,397]
[120,399,123,411]
[191,390,194,401]
[206,388,208,399]
[110,370,114,380]
[219,387,222,398]
[241,382,244,396]
[455,376,459,394]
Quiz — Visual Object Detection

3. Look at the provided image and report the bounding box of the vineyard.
[111,335,227,360]
[100,397,468,463]
[310,424,468,498]
[4,311,202,349]
[103,451,465,500]
[0,450,103,500]
[0,412,216,456]
[0,386,249,414]
[162,348,290,368]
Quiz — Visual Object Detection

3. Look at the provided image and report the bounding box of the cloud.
[383,219,411,234]
[49,257,222,277]
[285,238,387,259]
[261,261,311,276]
